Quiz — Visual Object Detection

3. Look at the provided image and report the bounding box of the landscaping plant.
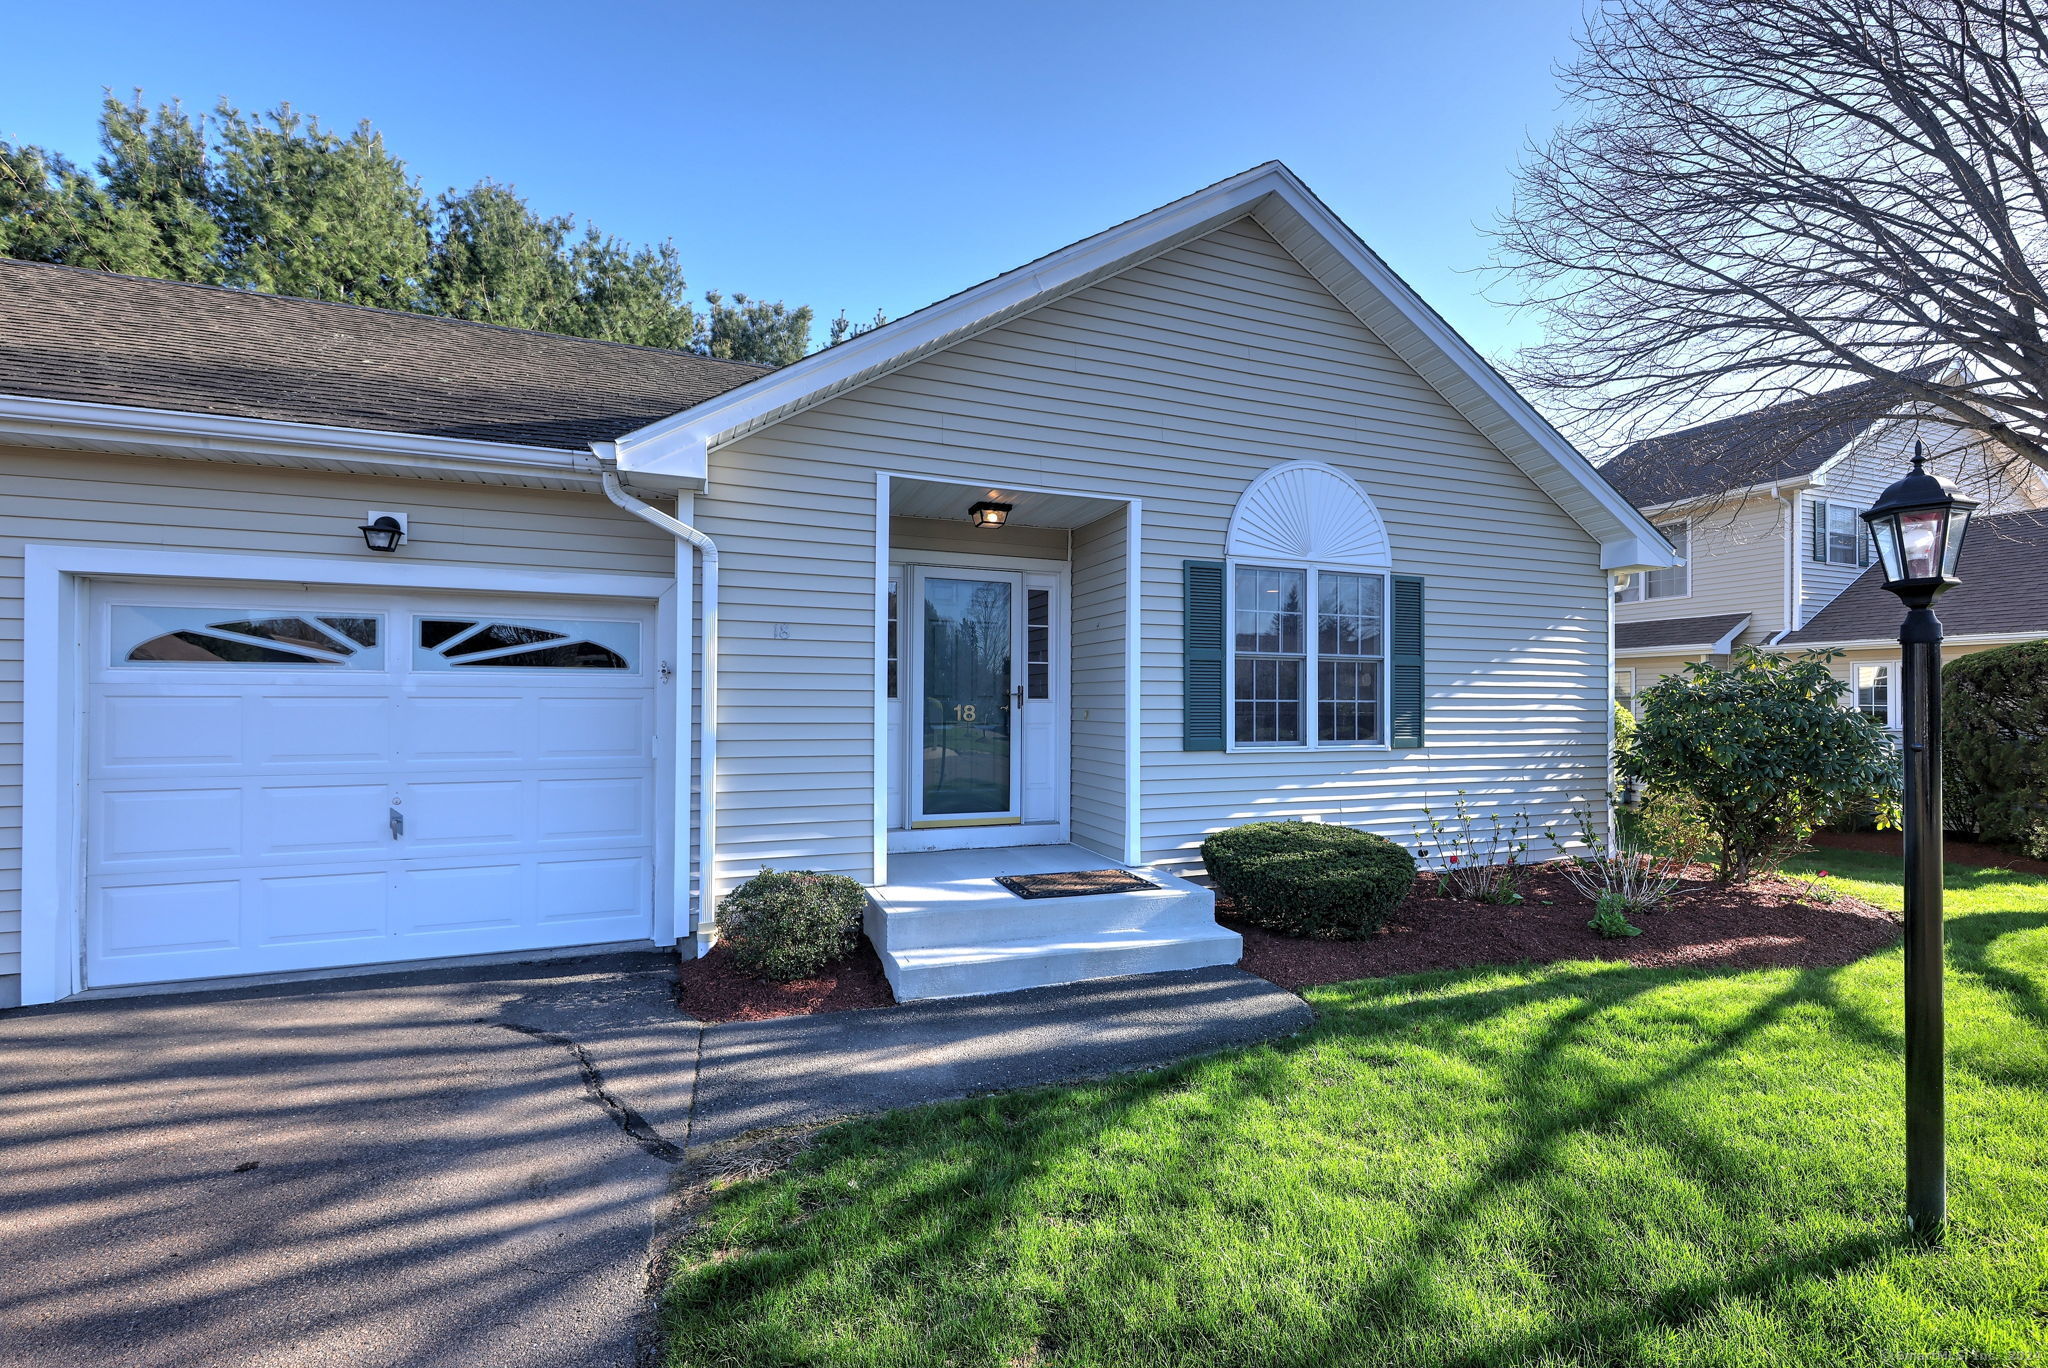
[1201,821,1416,938]
[716,867,868,981]
[1414,793,1534,901]
[1587,890,1643,938]
[1621,648,1899,883]
[1549,801,1699,915]
[1943,640,2048,859]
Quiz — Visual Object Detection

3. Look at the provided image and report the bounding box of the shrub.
[1621,648,1900,882]
[1548,801,1697,915]
[1613,699,1638,762]
[1202,821,1417,938]
[717,867,868,981]
[1944,640,2048,859]
[1413,793,1534,901]
[1588,892,1642,939]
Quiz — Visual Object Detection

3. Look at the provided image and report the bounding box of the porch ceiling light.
[1861,444,1977,607]
[968,500,1013,531]
[359,515,406,553]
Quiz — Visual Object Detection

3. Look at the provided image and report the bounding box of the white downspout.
[592,443,719,949]
[1776,485,1798,639]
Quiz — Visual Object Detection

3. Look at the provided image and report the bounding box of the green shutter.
[1810,501,1829,561]
[1182,560,1227,751]
[1390,575,1425,749]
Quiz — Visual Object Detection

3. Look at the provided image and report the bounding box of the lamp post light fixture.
[967,500,1013,531]
[1860,443,1979,1244]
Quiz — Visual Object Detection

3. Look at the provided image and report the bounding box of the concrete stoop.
[866,845,1241,1001]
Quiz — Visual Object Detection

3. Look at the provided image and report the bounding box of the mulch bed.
[1809,828,2048,877]
[675,938,896,1022]
[1228,864,1901,992]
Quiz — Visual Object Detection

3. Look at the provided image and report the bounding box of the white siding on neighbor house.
[696,216,1615,885]
[0,445,675,1005]
[1068,510,1129,861]
[1615,496,1791,645]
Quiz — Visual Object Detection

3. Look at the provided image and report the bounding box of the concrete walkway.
[0,955,1309,1368]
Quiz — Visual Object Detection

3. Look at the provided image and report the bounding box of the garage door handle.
[389,807,405,839]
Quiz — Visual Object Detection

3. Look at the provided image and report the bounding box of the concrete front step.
[882,926,1244,1002]
[866,844,1242,1001]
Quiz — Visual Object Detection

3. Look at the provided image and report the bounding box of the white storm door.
[83,586,658,988]
[907,568,1024,827]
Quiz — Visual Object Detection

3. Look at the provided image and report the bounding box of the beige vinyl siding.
[1068,511,1129,860]
[700,216,1614,884]
[0,446,674,1005]
[889,515,1067,561]
[1616,497,1790,645]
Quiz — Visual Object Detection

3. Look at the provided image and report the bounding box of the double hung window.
[1813,500,1872,566]
[1231,565,1385,746]
[1614,521,1690,602]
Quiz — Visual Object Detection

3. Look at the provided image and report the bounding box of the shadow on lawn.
[671,947,2010,1365]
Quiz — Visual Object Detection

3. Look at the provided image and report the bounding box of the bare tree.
[1495,0,2048,482]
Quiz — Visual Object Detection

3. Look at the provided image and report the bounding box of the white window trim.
[1613,667,1638,716]
[1224,558,1393,752]
[18,544,679,1008]
[1615,520,1691,603]
[1853,662,1898,729]
[1813,499,1871,567]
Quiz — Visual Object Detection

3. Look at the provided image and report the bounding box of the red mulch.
[675,938,896,1022]
[1809,828,2048,877]
[1228,865,1901,992]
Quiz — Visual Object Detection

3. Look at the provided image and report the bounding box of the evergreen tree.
[706,289,812,366]
[90,94,221,281]
[0,142,91,264]
[428,179,577,330]
[825,307,888,347]
[563,231,701,351]
[213,102,430,310]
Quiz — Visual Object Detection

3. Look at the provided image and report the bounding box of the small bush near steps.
[1201,821,1417,939]
[717,868,868,981]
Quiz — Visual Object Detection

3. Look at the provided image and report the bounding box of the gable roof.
[0,258,767,452]
[1779,508,2048,645]
[1598,365,1947,510]
[607,162,1678,572]
[1616,612,1752,654]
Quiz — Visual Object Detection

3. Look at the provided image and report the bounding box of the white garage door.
[84,583,660,988]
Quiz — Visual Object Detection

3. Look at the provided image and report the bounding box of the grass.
[664,851,2048,1367]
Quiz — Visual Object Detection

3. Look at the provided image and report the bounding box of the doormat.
[995,869,1155,899]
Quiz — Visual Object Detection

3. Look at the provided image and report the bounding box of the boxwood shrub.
[1945,640,2048,858]
[716,868,869,981]
[1201,821,1417,938]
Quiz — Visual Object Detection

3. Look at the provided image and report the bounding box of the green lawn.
[665,851,2048,1367]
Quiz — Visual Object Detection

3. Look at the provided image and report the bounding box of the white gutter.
[592,442,720,947]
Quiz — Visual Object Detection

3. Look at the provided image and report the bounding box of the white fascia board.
[610,162,1678,566]
[0,392,598,486]
[1771,629,2047,652]
[1711,615,1752,654]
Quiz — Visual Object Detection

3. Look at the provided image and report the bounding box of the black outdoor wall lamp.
[359,513,408,552]
[968,500,1013,530]
[1861,442,1978,1244]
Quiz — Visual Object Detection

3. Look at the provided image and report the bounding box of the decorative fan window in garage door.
[414,617,639,670]
[112,606,384,668]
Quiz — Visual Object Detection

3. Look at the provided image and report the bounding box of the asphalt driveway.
[0,954,1308,1367]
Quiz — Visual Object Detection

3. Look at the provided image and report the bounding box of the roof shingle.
[1780,508,2048,645]
[1616,612,1753,652]
[1598,367,1945,509]
[0,259,768,450]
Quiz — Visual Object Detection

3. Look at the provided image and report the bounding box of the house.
[1777,507,2048,726]
[1596,373,2048,710]
[0,162,1674,1009]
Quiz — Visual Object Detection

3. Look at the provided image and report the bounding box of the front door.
[891,564,1064,848]
[910,568,1021,827]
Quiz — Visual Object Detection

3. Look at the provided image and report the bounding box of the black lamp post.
[1860,443,1979,1243]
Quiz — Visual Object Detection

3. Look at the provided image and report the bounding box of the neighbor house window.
[1614,522,1690,602]
[1855,663,1893,724]
[1813,500,1872,566]
[1614,668,1637,715]
[1231,565,1384,746]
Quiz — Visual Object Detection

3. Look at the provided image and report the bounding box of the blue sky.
[4,1,1588,360]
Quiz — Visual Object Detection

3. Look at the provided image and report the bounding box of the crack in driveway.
[491,1020,698,1164]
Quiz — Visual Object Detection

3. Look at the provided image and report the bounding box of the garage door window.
[414,617,637,670]
[112,606,385,669]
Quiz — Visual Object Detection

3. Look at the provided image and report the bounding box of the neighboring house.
[1597,372,2048,710]
[1778,507,2048,727]
[0,162,1673,1009]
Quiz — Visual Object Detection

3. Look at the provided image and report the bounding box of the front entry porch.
[865,845,1241,1001]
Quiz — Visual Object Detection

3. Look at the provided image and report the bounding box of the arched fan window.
[1223,462,1394,748]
